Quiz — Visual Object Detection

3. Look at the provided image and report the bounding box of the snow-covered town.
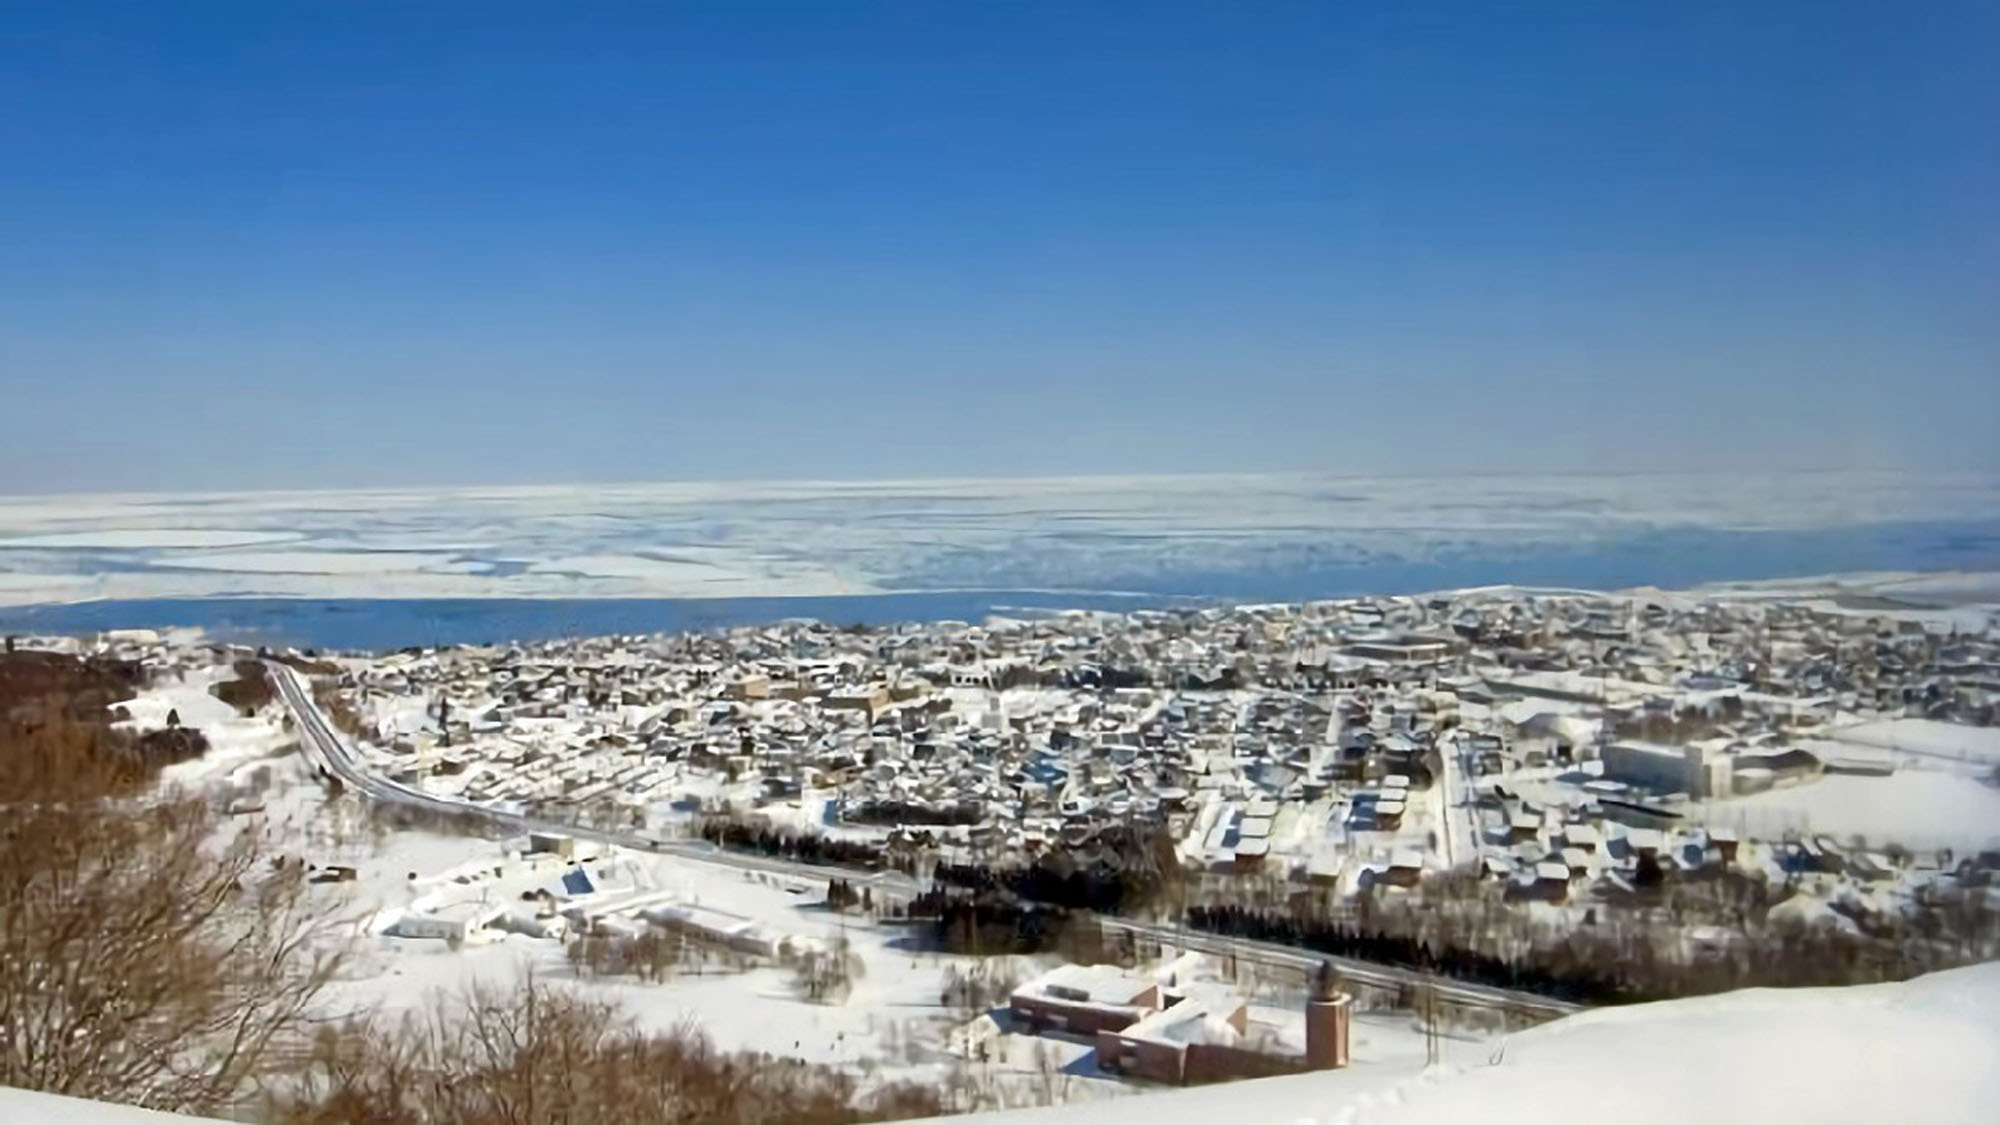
[12,0,2000,1118]
[316,583,2000,894]
[11,578,2000,1118]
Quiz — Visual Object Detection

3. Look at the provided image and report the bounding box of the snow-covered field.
[1824,718,2000,769]
[10,961,1992,1124]
[1,470,1995,605]
[898,961,2000,1125]
[221,748,1121,1100]
[112,658,295,789]
[1697,768,2000,851]
[261,749,1469,1111]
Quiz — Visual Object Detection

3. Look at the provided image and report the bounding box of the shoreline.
[3,569,1994,654]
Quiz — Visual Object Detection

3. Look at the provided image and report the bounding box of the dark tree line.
[697,812,1179,917]
[824,877,872,913]
[842,799,983,827]
[905,889,1080,955]
[1187,903,1631,1003]
[932,857,1137,915]
[132,725,210,769]
[1186,893,1991,1005]
[694,817,912,873]
[932,827,1178,915]
[2,650,206,792]
[694,805,1993,1006]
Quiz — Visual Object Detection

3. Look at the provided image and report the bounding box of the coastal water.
[0,591,1192,651]
[2,518,1995,651]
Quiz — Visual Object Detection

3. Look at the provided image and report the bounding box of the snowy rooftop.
[1015,963,1156,1008]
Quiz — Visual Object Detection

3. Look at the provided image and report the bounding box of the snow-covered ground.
[112,659,295,790]
[1823,718,2000,769]
[1696,768,2000,851]
[260,741,1115,1098]
[298,791,1475,1109]
[900,960,2000,1125]
[0,1087,233,1123]
[17,628,1999,1125]
[37,673,1150,1115]
[9,961,1993,1124]
[318,858,1135,1105]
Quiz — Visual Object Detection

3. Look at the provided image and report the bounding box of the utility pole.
[1422,970,1441,1067]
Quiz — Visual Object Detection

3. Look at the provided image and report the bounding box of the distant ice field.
[0,471,1996,648]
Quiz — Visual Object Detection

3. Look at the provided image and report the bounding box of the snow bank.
[0,1086,232,1122]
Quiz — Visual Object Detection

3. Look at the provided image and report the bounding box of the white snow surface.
[111,662,294,789]
[0,470,1995,605]
[0,1086,231,1123]
[0,528,298,549]
[7,964,1998,1124]
[906,962,2000,1125]
[1824,718,2000,768]
[163,550,469,575]
[1696,768,2000,850]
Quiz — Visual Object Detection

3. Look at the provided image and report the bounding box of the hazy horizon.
[7,463,1997,503]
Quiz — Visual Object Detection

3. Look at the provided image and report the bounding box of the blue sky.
[2,2,1995,492]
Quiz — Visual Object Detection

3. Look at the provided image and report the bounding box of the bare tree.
[0,796,344,1115]
[0,653,342,1118]
[940,957,1020,1020]
[275,977,939,1124]
[793,936,863,1005]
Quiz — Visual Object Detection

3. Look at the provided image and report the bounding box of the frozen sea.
[0,470,1995,650]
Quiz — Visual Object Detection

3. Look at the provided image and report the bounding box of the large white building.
[1602,740,1732,798]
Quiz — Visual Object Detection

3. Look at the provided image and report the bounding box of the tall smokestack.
[1305,961,1351,1070]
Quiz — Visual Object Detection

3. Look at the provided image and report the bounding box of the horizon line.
[0,464,1981,505]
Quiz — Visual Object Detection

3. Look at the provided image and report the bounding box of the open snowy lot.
[1698,769,2000,851]
[1823,718,2000,769]
[7,961,1993,1125]
[316,842,1134,1104]
[112,658,294,789]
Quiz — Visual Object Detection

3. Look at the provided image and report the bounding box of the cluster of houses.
[315,587,1996,904]
[380,829,834,959]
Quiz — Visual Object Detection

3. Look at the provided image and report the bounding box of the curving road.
[265,660,920,896]
[269,660,1582,1020]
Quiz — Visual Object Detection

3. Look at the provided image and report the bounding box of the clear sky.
[2,1,1995,492]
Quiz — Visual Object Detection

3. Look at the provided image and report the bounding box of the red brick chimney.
[1305,961,1352,1070]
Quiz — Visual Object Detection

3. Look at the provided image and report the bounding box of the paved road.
[1096,916,1582,1021]
[265,661,920,897]
[269,661,1582,1020]
[1436,729,1482,870]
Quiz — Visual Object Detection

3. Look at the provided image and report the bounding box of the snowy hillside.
[904,961,2000,1125]
[0,1087,231,1123]
[6,964,1998,1123]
